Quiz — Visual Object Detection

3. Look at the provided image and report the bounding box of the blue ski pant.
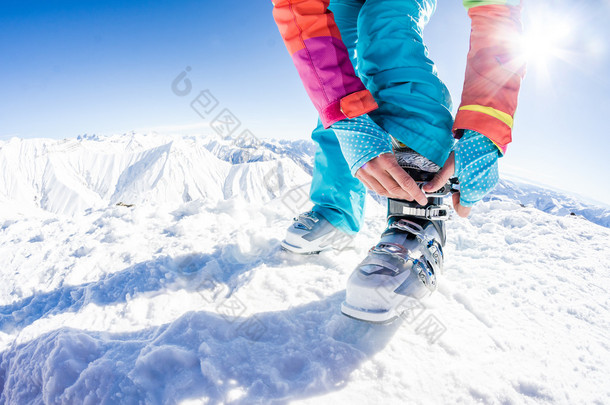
[310,0,454,234]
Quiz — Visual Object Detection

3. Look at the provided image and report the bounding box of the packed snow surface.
[1,133,609,404]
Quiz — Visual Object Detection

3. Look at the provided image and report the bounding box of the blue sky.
[1,0,609,204]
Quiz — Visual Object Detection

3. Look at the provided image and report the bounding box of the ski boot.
[281,210,343,254]
[341,148,455,323]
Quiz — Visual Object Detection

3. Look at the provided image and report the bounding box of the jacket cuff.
[453,108,511,155]
[320,90,378,129]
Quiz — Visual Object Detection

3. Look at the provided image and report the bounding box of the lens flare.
[516,4,593,88]
[520,16,572,65]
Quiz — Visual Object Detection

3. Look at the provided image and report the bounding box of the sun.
[515,3,608,91]
[520,14,572,66]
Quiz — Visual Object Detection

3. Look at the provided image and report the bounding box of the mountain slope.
[0,133,311,216]
[491,177,610,228]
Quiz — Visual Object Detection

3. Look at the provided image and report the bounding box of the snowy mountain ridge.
[0,133,311,217]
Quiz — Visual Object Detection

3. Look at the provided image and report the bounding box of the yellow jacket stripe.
[458,105,514,128]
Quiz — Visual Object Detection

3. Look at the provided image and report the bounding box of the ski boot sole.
[341,293,427,324]
[280,239,331,255]
[340,302,398,324]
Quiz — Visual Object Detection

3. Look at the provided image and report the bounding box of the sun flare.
[520,15,572,65]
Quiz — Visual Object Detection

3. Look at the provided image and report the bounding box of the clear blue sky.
[1,0,609,204]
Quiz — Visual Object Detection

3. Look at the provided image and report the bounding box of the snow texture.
[1,133,609,404]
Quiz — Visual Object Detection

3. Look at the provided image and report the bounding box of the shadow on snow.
[0,243,399,403]
[0,241,279,334]
[0,297,399,404]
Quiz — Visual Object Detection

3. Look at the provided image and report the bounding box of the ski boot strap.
[387,177,458,221]
[388,200,450,221]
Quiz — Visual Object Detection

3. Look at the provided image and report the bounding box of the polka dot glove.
[454,130,501,207]
[332,114,393,177]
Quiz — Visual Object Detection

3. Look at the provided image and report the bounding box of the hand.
[423,130,501,218]
[355,153,428,205]
[422,152,471,218]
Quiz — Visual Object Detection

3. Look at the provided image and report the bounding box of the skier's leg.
[309,0,367,235]
[342,0,455,320]
[309,122,365,235]
[357,0,454,167]
[341,150,453,323]
[283,0,367,253]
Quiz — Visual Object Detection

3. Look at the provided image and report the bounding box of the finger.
[376,171,414,201]
[423,152,455,193]
[357,176,375,195]
[368,163,414,200]
[356,174,368,187]
[359,170,390,197]
[360,160,413,200]
[385,163,427,205]
[452,192,471,218]
[356,172,374,192]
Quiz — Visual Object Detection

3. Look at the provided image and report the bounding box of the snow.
[490,177,610,229]
[1,133,609,404]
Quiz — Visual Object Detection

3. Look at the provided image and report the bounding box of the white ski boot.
[341,148,455,323]
[281,210,343,254]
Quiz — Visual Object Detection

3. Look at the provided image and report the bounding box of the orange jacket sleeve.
[272,0,378,128]
[453,3,526,154]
